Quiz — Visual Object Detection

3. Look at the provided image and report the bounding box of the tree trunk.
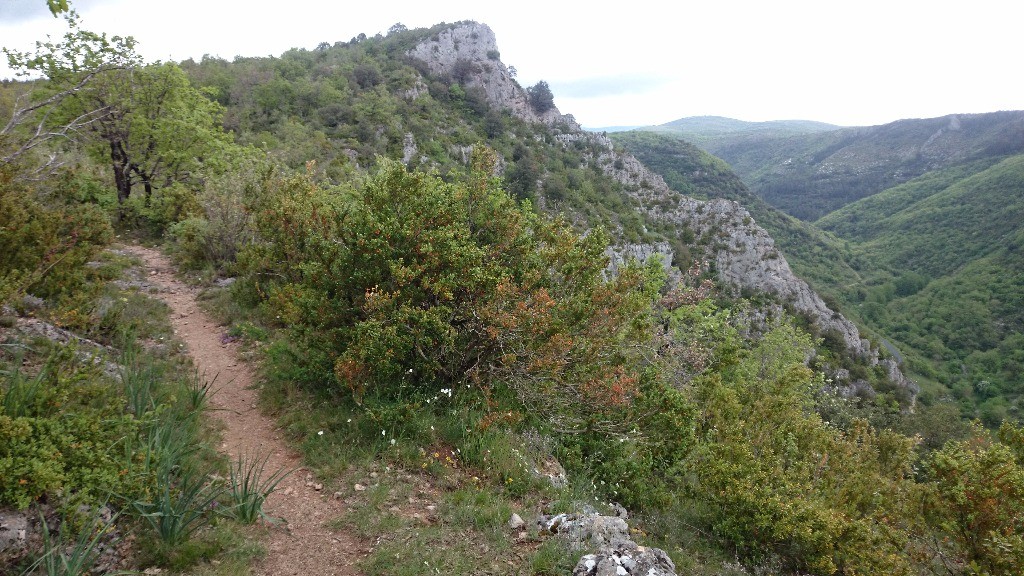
[110,140,132,219]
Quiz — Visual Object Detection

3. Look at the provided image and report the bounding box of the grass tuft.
[224,452,292,524]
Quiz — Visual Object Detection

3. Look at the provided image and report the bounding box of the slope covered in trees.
[817,155,1024,424]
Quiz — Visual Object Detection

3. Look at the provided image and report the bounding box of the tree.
[67,62,233,205]
[527,80,555,114]
[5,12,232,208]
[2,10,139,178]
[924,423,1024,575]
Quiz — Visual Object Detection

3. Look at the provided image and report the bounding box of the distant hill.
[655,115,839,136]
[690,111,1024,221]
[584,125,645,133]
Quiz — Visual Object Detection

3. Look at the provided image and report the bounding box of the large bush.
[240,147,661,432]
[0,166,113,305]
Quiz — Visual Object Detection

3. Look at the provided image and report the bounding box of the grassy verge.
[0,247,269,575]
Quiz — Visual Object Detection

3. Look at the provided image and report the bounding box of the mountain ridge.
[404,22,913,398]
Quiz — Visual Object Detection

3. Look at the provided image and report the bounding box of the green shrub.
[241,147,662,434]
[0,166,113,306]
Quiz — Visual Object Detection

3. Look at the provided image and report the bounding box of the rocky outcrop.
[407,22,579,128]
[0,511,27,555]
[536,511,678,576]
[574,541,677,576]
[605,242,679,285]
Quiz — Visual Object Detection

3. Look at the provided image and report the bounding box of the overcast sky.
[1,0,1019,128]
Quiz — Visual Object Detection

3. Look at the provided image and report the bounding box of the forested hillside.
[621,115,1024,430]
[671,111,1024,220]
[4,8,1024,576]
[818,155,1024,425]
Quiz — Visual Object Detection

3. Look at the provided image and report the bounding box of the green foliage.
[0,350,139,510]
[167,152,268,271]
[0,167,113,305]
[224,452,292,524]
[527,80,555,113]
[651,308,920,574]
[815,156,1024,422]
[132,465,223,547]
[924,423,1024,575]
[242,148,661,434]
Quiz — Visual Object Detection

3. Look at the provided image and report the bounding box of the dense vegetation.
[817,155,1024,425]
[3,6,1024,575]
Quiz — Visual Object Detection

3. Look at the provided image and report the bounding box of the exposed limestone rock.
[536,511,678,576]
[401,77,429,101]
[508,513,526,530]
[537,512,630,549]
[0,510,28,553]
[11,317,122,380]
[401,132,417,165]
[574,541,677,576]
[605,242,681,287]
[407,22,578,128]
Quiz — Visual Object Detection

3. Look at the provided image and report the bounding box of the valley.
[616,111,1024,428]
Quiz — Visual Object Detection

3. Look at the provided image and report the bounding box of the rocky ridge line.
[406,23,915,398]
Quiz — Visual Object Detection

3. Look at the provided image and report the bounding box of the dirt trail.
[125,245,361,576]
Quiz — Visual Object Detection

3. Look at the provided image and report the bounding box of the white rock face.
[407,22,578,128]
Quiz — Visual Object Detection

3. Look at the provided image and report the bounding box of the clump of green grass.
[133,466,223,547]
[223,452,292,524]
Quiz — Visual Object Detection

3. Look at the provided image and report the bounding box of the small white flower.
[347,418,352,423]
[382,430,386,436]
[390,438,396,446]
[318,430,324,436]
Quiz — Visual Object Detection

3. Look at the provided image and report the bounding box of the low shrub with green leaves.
[0,350,140,510]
